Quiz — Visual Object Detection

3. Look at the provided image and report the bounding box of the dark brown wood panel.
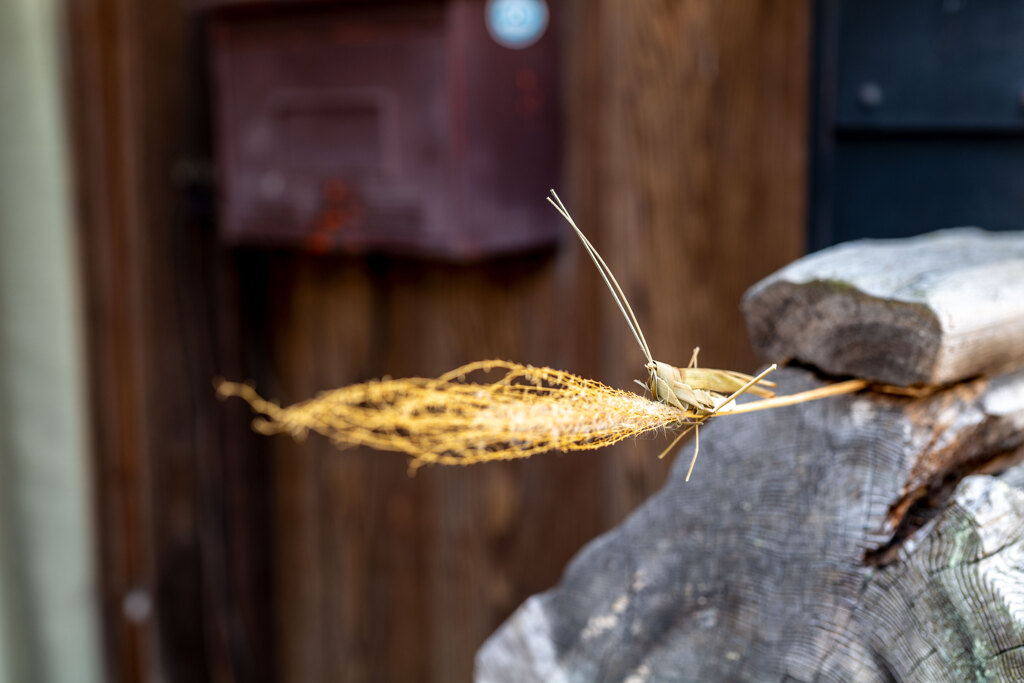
[67,0,809,681]
[66,0,156,677]
[264,253,598,682]
[66,1,273,681]
[565,0,810,522]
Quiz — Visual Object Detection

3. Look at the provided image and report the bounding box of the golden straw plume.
[216,360,700,470]
[216,360,867,473]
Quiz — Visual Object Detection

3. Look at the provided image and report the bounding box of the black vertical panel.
[811,0,1024,249]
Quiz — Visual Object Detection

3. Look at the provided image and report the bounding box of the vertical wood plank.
[267,253,603,682]
[66,0,161,677]
[67,1,274,681]
[565,0,810,522]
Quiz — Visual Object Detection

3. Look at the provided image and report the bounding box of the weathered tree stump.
[476,229,1024,682]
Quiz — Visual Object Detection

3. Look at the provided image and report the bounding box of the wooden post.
[477,228,1024,681]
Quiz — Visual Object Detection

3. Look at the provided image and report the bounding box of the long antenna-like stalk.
[547,190,653,365]
[709,364,778,415]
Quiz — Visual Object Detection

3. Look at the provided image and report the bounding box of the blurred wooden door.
[67,0,808,681]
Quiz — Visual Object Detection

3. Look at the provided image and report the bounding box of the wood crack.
[864,374,1024,567]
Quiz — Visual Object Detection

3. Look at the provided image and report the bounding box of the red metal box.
[208,0,561,259]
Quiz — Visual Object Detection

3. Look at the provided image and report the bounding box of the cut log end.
[742,228,1024,387]
[742,281,942,385]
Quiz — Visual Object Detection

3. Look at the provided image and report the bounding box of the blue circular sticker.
[486,0,549,49]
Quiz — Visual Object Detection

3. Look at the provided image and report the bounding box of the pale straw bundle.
[216,360,699,470]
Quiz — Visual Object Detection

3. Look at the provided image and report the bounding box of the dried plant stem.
[726,379,868,414]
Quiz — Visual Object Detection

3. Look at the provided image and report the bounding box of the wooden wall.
[565,0,810,515]
[67,0,809,681]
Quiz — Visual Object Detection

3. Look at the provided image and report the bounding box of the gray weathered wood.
[859,475,1024,681]
[742,228,1024,386]
[476,367,1024,682]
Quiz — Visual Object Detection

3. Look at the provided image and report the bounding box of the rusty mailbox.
[208,0,561,259]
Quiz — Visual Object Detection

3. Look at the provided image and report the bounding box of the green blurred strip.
[0,0,103,681]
